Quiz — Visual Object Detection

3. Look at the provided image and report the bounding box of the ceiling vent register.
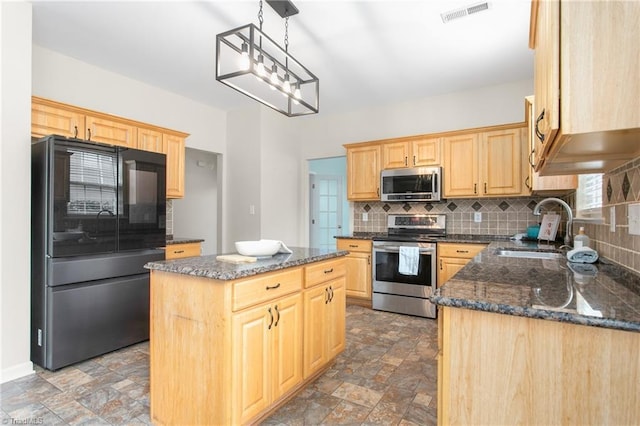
[441,2,490,23]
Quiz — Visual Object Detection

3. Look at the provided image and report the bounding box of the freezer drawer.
[41,273,150,370]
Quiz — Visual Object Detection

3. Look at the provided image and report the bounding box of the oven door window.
[374,250,432,285]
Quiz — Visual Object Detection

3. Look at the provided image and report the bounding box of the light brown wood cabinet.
[164,242,201,259]
[530,0,640,175]
[303,258,346,379]
[438,307,640,425]
[382,137,440,169]
[31,97,188,199]
[336,238,372,304]
[150,258,346,425]
[345,143,381,201]
[232,292,303,423]
[443,125,526,198]
[524,96,577,194]
[437,243,486,287]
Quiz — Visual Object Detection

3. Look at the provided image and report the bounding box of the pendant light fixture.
[216,0,319,117]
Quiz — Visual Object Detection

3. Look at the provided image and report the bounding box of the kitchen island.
[145,247,348,426]
[432,240,640,425]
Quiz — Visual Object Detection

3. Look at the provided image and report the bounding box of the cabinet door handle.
[413,155,416,166]
[87,128,92,141]
[325,288,329,304]
[405,156,408,167]
[525,176,531,190]
[324,268,334,274]
[439,258,443,270]
[535,109,545,143]
[328,286,334,302]
[484,182,487,194]
[367,255,370,265]
[267,307,274,330]
[274,305,280,327]
[377,188,380,197]
[529,149,536,168]
[73,125,78,139]
[265,282,281,290]
[473,183,477,194]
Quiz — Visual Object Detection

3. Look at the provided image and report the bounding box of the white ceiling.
[32,0,534,116]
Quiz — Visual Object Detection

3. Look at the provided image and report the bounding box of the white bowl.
[235,240,281,257]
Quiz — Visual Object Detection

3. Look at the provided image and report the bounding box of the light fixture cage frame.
[216,23,319,117]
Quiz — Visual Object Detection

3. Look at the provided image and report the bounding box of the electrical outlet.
[362,212,368,222]
[474,212,482,223]
[610,206,616,232]
[629,203,640,235]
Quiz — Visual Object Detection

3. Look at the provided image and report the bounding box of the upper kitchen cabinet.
[382,137,441,169]
[345,143,381,201]
[164,133,186,199]
[85,115,137,148]
[443,125,527,198]
[530,0,640,175]
[137,128,165,153]
[32,100,84,139]
[524,96,577,195]
[31,97,189,199]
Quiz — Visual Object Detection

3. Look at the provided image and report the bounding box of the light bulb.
[270,64,279,89]
[256,54,266,78]
[282,74,291,95]
[239,43,250,71]
[293,83,301,104]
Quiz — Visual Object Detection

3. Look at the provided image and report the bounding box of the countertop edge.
[146,249,348,281]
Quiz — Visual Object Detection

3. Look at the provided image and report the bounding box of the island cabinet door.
[303,277,346,379]
[231,293,303,425]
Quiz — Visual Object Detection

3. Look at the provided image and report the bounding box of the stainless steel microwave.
[380,167,442,202]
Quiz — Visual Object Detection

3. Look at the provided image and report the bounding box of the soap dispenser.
[574,227,590,249]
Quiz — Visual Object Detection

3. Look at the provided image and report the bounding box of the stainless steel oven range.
[372,214,446,319]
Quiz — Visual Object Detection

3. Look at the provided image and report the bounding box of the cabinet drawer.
[165,243,201,259]
[304,258,346,288]
[233,268,302,311]
[438,243,486,259]
[336,239,372,253]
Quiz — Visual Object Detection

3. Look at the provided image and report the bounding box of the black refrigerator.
[31,135,166,370]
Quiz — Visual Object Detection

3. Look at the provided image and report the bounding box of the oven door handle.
[375,246,435,254]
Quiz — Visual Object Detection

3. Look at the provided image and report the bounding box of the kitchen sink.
[494,248,564,260]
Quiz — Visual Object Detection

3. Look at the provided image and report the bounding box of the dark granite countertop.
[432,240,640,333]
[165,236,205,245]
[145,247,348,281]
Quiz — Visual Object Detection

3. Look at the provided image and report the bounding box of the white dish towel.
[398,246,419,276]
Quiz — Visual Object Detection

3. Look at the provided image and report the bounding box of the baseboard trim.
[1,361,34,384]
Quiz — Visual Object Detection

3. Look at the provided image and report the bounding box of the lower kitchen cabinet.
[149,257,346,426]
[437,243,487,286]
[232,292,303,423]
[336,238,372,304]
[164,242,201,259]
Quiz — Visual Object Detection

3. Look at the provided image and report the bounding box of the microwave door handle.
[432,171,438,194]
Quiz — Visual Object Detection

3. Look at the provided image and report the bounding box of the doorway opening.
[308,156,350,250]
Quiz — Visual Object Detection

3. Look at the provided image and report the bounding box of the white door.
[309,174,343,250]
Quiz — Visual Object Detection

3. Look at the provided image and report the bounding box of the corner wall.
[1,1,34,383]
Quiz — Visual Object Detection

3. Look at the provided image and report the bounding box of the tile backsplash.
[353,197,560,237]
[578,157,640,274]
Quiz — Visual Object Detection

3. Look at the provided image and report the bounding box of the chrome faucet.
[532,197,573,246]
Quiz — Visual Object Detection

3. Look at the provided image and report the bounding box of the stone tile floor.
[1,305,438,425]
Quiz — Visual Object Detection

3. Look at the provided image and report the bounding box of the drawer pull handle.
[265,283,281,290]
[349,244,358,248]
[267,307,273,330]
[274,305,280,327]
[456,250,469,253]
[324,268,334,274]
[174,250,184,254]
